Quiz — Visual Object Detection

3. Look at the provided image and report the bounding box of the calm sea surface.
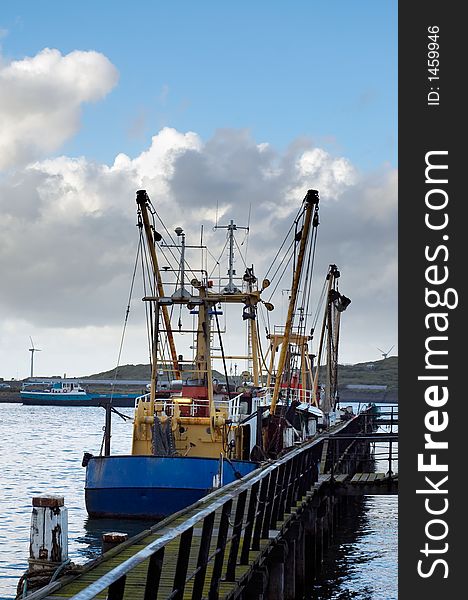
[0,403,397,599]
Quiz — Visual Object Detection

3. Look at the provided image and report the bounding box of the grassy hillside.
[84,363,152,380]
[84,364,226,381]
[336,356,398,391]
[84,356,398,390]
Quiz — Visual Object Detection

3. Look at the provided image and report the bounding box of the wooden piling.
[288,521,305,597]
[267,543,286,600]
[284,539,296,600]
[102,532,128,554]
[29,495,68,570]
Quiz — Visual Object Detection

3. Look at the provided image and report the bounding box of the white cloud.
[360,167,398,222]
[0,48,118,169]
[0,124,397,378]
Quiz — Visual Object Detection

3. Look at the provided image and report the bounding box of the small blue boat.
[84,455,258,519]
[20,381,141,407]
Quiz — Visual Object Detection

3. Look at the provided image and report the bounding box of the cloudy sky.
[0,2,397,379]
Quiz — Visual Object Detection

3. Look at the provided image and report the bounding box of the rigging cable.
[99,232,143,455]
[112,231,143,394]
[140,229,154,365]
[263,204,304,281]
[208,236,229,279]
[149,201,200,282]
[213,309,233,453]
[297,218,319,342]
[267,243,296,303]
[233,235,248,270]
[255,317,273,378]
[241,203,251,266]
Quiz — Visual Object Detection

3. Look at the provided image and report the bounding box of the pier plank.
[49,495,302,600]
[39,415,397,600]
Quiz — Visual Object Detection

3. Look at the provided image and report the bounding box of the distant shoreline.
[0,392,21,403]
[0,392,398,405]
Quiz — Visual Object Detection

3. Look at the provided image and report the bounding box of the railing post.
[290,452,305,504]
[297,452,308,498]
[270,463,285,529]
[305,450,319,491]
[262,469,278,538]
[388,440,393,477]
[285,455,299,513]
[144,548,165,600]
[240,481,260,564]
[107,575,126,600]
[192,512,215,600]
[252,475,270,550]
[208,500,233,600]
[277,460,292,522]
[225,490,247,581]
[172,527,194,600]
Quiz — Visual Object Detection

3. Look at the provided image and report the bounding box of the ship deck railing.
[133,392,248,422]
[255,386,317,406]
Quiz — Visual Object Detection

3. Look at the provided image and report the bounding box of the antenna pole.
[172,230,191,299]
[221,220,238,293]
[214,219,249,294]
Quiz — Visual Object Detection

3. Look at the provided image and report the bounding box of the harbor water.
[0,403,397,599]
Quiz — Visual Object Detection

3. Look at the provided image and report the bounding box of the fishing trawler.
[83,189,351,518]
[21,381,90,404]
[20,380,143,407]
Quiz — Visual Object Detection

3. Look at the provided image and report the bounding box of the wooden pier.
[23,409,397,600]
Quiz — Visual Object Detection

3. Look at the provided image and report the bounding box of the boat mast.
[214,220,249,294]
[243,266,261,386]
[249,317,261,386]
[136,190,181,387]
[214,219,260,388]
[312,267,335,409]
[271,189,320,413]
[312,264,351,415]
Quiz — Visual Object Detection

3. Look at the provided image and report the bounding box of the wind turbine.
[377,345,394,359]
[29,337,42,378]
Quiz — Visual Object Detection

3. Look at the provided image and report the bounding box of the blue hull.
[85,455,258,519]
[21,392,141,407]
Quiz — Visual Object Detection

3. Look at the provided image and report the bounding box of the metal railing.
[134,392,248,422]
[327,405,399,478]
[135,387,325,419]
[256,386,318,406]
[65,439,321,600]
